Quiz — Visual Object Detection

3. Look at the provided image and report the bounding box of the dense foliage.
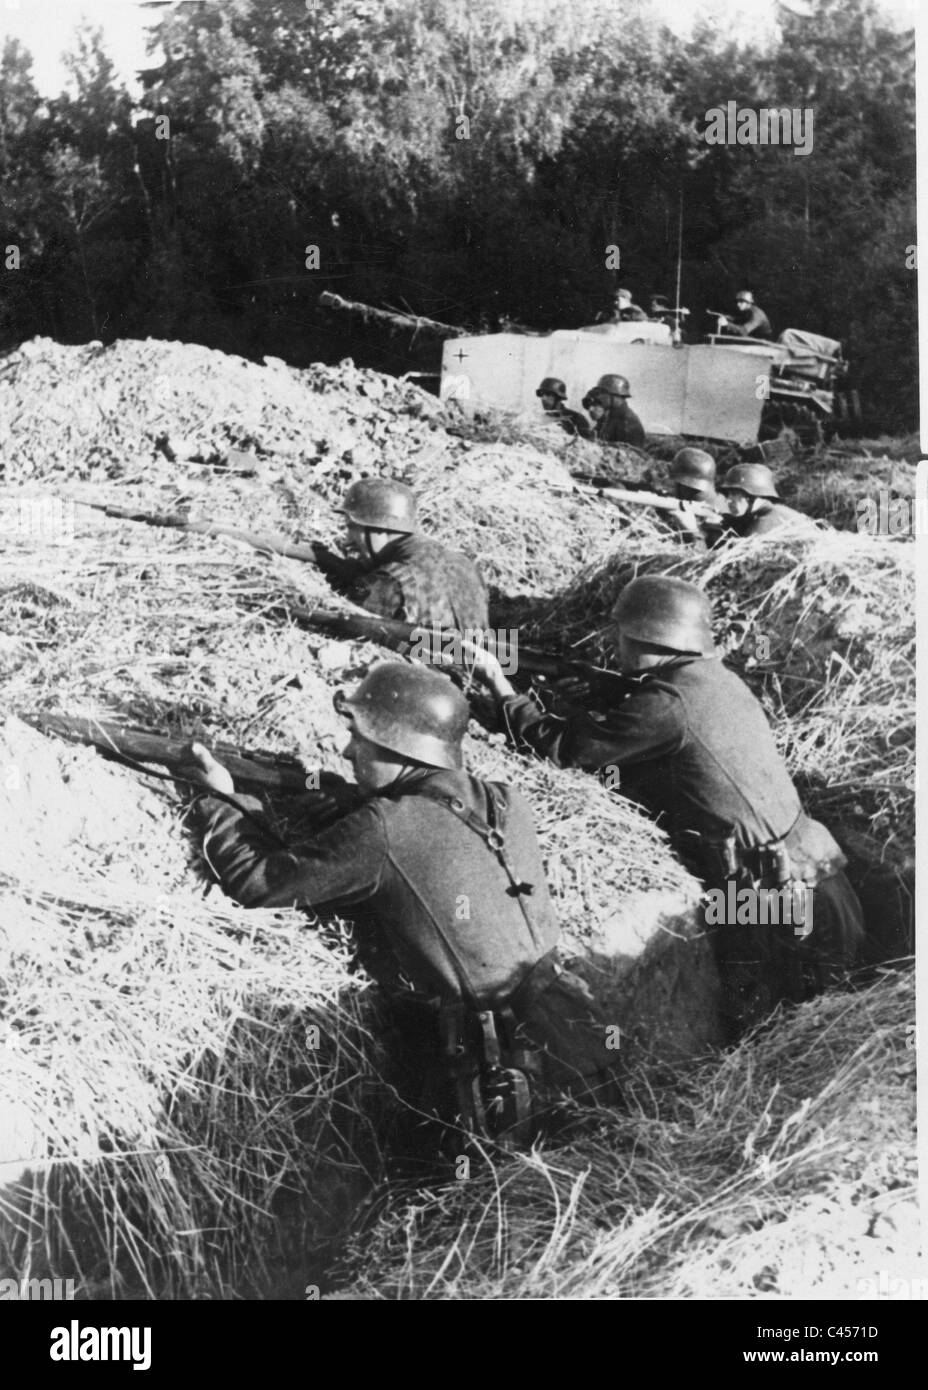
[0,0,916,429]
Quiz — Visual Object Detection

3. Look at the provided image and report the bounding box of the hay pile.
[332,969,916,1300]
[0,714,390,1298]
[0,340,700,1295]
[0,337,632,596]
[0,336,915,1299]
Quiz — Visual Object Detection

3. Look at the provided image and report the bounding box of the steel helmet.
[337,478,418,533]
[670,448,717,495]
[611,576,714,656]
[536,377,567,400]
[735,290,755,305]
[719,463,779,499]
[335,662,469,770]
[594,374,632,399]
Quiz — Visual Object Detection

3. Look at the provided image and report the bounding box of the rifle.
[275,602,631,702]
[75,500,359,579]
[24,713,363,826]
[568,476,723,522]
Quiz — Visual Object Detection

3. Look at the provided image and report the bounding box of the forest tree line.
[0,0,917,431]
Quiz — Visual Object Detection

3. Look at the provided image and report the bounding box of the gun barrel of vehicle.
[78,501,323,564]
[23,713,310,794]
[317,290,467,339]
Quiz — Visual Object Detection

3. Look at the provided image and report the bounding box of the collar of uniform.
[371,532,415,565]
[637,654,715,679]
[377,765,471,800]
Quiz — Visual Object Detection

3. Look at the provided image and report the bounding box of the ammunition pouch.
[696,812,837,893]
[439,999,542,1150]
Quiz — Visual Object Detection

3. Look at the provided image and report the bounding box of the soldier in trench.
[182,662,619,1149]
[311,478,490,631]
[465,575,866,1040]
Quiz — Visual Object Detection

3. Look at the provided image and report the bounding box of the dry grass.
[0,339,916,1300]
[333,969,916,1300]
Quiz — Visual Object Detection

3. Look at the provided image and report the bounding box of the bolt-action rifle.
[275,602,631,704]
[75,500,359,581]
[23,713,363,826]
[567,475,724,522]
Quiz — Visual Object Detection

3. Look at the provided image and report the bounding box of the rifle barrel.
[24,713,310,794]
[77,501,322,563]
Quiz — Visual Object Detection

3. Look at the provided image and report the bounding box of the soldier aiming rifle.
[180,662,619,1150]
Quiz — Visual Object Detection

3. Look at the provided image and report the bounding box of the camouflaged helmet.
[718,462,779,500]
[611,576,714,656]
[335,662,469,770]
[536,377,567,400]
[594,373,632,399]
[670,447,717,497]
[337,478,418,533]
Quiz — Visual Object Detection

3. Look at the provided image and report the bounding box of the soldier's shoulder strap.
[409,782,551,954]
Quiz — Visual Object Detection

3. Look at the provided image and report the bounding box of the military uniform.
[546,405,593,440]
[725,303,773,339]
[498,655,864,1037]
[596,405,645,447]
[344,533,489,631]
[726,501,816,538]
[194,767,616,1103]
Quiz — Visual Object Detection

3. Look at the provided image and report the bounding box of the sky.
[0,0,919,99]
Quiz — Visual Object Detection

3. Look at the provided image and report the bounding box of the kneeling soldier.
[316,478,489,631]
[467,576,865,1039]
[185,663,618,1146]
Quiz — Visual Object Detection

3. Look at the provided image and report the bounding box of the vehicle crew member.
[535,377,593,439]
[183,663,619,1138]
[718,463,815,537]
[587,375,646,447]
[597,288,648,324]
[325,479,489,630]
[465,576,865,1039]
[718,290,773,340]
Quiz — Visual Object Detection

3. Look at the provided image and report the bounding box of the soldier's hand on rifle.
[182,741,235,796]
[457,639,517,701]
[676,500,704,535]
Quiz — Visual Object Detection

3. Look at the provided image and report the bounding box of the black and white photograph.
[0,0,920,1338]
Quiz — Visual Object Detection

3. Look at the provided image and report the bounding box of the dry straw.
[0,338,915,1298]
